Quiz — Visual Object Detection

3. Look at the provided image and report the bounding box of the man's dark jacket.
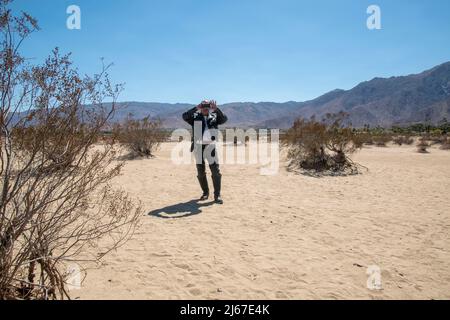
[182,107,228,152]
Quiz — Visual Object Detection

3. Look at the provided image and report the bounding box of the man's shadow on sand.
[148,200,215,219]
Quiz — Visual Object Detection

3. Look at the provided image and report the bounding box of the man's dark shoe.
[214,196,223,205]
[197,174,209,200]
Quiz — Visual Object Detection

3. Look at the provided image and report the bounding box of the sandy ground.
[72,142,450,300]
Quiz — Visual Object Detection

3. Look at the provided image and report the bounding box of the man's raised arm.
[182,106,198,126]
[210,100,228,125]
[215,107,228,125]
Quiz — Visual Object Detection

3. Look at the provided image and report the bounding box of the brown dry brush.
[0,2,141,300]
[393,135,414,146]
[372,133,392,147]
[283,112,365,175]
[357,129,392,147]
[440,136,450,150]
[428,133,449,148]
[359,132,374,146]
[114,115,166,159]
[416,136,430,153]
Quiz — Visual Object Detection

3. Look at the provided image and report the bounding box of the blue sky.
[11,0,450,104]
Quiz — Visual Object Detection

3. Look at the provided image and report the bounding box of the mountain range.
[108,61,450,129]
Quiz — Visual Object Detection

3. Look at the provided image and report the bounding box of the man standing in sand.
[182,100,228,204]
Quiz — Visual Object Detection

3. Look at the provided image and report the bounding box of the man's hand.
[210,100,218,111]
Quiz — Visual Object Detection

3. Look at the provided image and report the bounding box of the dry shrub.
[429,134,448,146]
[417,137,430,153]
[359,132,375,146]
[114,116,165,159]
[283,112,363,175]
[440,137,450,150]
[11,111,97,172]
[1,2,141,299]
[441,143,450,150]
[372,133,392,147]
[393,135,414,146]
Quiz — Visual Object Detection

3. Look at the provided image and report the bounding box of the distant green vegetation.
[358,118,450,135]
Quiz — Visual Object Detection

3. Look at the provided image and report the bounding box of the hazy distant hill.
[260,61,450,128]
[103,101,303,128]
[107,62,450,129]
[156,101,303,129]
[105,102,193,123]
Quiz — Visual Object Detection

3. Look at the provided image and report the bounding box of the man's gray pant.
[195,144,221,198]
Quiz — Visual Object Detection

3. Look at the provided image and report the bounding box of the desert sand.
[72,142,450,300]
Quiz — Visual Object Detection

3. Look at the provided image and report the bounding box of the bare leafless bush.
[114,116,165,159]
[0,2,141,299]
[428,134,448,147]
[372,134,392,147]
[440,136,450,150]
[393,135,414,146]
[417,137,430,153]
[283,112,363,175]
[284,117,328,171]
[359,132,374,146]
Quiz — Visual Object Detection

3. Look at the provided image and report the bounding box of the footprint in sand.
[173,263,193,271]
[189,288,202,296]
